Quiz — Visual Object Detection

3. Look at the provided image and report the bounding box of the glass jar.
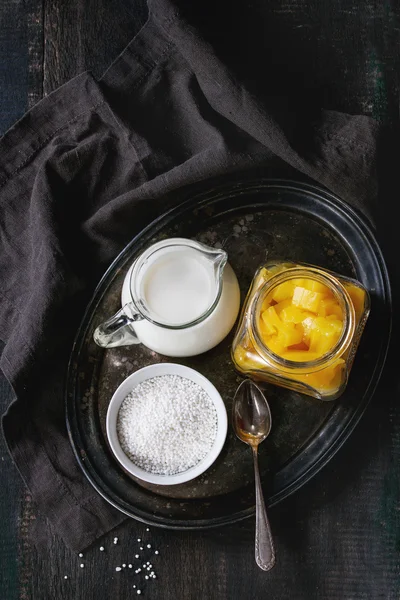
[231,261,370,400]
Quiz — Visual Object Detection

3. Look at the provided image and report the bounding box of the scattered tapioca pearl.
[71,531,161,590]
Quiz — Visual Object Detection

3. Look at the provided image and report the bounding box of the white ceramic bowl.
[106,363,228,485]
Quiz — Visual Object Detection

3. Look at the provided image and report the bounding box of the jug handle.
[93,303,141,348]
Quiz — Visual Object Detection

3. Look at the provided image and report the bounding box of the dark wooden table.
[1,1,399,599]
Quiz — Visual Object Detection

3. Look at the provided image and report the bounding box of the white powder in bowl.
[116,374,218,475]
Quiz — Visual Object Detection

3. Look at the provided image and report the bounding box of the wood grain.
[180,0,400,122]
[0,0,43,132]
[43,0,147,94]
[0,1,44,598]
[26,0,44,109]
[0,373,21,600]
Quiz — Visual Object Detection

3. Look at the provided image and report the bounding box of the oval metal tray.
[66,178,391,529]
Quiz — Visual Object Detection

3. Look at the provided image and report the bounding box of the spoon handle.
[253,447,276,571]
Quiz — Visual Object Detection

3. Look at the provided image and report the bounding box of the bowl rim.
[106,362,228,485]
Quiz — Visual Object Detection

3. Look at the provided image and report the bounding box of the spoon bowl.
[232,379,272,446]
[232,378,276,572]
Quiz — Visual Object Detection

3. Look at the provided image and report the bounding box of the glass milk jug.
[94,238,241,357]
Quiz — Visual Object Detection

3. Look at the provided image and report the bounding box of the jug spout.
[211,249,228,280]
[211,248,228,267]
[197,243,228,281]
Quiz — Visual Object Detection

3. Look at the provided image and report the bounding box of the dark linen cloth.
[0,0,383,550]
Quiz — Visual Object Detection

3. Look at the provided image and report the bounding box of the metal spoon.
[232,378,276,571]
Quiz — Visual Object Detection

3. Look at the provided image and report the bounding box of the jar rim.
[250,267,356,373]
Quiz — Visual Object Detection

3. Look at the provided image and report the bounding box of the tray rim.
[65,177,392,529]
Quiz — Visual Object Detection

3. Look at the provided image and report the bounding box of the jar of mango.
[231,261,370,400]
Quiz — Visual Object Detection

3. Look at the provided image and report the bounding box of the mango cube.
[261,306,282,334]
[261,297,272,312]
[280,305,307,324]
[271,281,295,303]
[292,287,324,313]
[277,324,303,348]
[274,298,292,314]
[302,280,330,295]
[301,316,316,345]
[265,334,286,356]
[258,318,272,337]
[309,317,343,355]
[318,297,343,319]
